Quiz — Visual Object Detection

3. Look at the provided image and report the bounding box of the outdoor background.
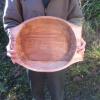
[0,0,100,100]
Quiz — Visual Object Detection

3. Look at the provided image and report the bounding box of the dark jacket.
[3,0,83,33]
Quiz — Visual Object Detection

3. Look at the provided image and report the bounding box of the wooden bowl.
[14,16,82,72]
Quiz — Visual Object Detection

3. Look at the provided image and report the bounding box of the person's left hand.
[76,38,86,56]
[67,22,86,56]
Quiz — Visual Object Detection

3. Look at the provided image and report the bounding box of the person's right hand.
[6,27,21,64]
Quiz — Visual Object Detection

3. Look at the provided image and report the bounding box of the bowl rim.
[15,16,77,72]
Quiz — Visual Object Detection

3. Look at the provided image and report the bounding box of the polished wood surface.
[11,16,83,72]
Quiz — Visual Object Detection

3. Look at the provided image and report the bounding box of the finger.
[9,55,17,60]
[7,52,17,64]
[77,48,85,53]
[10,55,18,64]
[7,52,12,57]
[6,44,11,51]
[7,52,17,59]
[7,50,16,54]
[11,57,22,64]
[11,58,16,64]
[77,39,86,50]
[7,50,16,57]
[81,39,86,46]
[77,48,85,56]
[6,39,16,51]
[7,50,17,60]
[77,45,85,51]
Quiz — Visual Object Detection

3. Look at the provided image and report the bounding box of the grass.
[0,1,100,100]
[0,20,100,100]
[63,19,100,100]
[0,14,32,100]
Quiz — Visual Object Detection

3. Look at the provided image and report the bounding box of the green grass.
[0,0,100,99]
[1,21,100,100]
[63,19,100,100]
[0,14,32,100]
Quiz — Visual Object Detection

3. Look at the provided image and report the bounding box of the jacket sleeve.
[67,0,84,26]
[3,0,23,35]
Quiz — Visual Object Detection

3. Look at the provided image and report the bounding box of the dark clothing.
[3,0,83,33]
[42,0,50,8]
[28,70,65,100]
[3,0,83,100]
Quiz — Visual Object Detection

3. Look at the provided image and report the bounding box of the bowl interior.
[16,17,76,71]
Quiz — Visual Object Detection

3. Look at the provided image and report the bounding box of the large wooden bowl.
[12,16,83,72]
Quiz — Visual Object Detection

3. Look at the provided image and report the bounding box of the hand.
[67,22,86,56]
[76,38,86,56]
[6,27,21,64]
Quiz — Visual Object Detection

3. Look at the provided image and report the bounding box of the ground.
[0,0,100,100]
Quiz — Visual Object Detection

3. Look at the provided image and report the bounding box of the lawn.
[0,0,100,100]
